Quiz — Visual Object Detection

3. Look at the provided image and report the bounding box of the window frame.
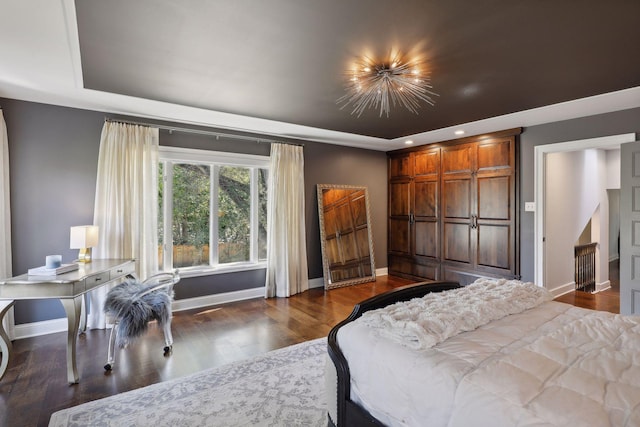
[159,146,269,278]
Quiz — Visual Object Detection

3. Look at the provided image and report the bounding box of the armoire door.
[388,153,412,258]
[474,137,516,274]
[412,148,441,279]
[441,143,474,268]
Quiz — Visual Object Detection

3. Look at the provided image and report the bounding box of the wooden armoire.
[388,128,521,286]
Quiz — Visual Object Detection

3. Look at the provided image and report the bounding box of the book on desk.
[27,263,79,276]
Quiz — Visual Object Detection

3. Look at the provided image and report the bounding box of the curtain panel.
[0,110,14,340]
[265,143,309,298]
[88,121,159,329]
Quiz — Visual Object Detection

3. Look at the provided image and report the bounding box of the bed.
[326,279,640,427]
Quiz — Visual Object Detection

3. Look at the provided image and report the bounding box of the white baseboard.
[12,269,393,340]
[593,280,611,293]
[376,267,388,276]
[308,268,388,290]
[308,277,324,289]
[549,280,612,297]
[547,281,576,298]
[12,287,267,340]
[14,317,69,340]
[172,287,266,312]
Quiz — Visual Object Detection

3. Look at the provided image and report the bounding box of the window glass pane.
[172,163,210,268]
[258,168,268,260]
[158,162,164,270]
[218,166,250,263]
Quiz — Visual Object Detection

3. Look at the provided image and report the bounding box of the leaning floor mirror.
[317,184,376,289]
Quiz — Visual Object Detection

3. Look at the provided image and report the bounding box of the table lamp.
[70,225,99,263]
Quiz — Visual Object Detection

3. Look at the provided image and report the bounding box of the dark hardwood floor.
[0,275,414,427]
[0,270,620,427]
[554,259,620,314]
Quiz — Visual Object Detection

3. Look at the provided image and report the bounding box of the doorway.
[533,133,635,293]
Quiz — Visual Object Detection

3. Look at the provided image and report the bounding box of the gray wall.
[3,100,104,323]
[6,94,639,325]
[1,98,387,324]
[519,106,640,282]
[304,142,387,279]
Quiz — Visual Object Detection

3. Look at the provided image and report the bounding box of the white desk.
[0,259,135,383]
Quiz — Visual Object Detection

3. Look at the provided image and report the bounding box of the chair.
[103,270,180,371]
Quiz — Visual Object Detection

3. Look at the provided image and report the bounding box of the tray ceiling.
[0,1,639,150]
[75,0,640,140]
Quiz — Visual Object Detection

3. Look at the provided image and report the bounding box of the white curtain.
[265,143,309,297]
[0,110,14,340]
[87,121,159,329]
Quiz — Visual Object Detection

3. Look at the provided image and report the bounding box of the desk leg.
[79,293,89,334]
[0,300,15,381]
[60,296,83,384]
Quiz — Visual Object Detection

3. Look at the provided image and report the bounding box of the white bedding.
[337,300,640,427]
[448,310,640,427]
[358,278,551,350]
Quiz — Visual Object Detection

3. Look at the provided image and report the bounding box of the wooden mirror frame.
[317,184,376,289]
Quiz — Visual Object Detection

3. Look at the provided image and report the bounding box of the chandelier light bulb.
[337,53,438,117]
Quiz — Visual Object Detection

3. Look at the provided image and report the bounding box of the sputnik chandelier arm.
[337,53,438,118]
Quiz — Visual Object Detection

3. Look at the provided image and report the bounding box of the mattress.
[336,300,640,427]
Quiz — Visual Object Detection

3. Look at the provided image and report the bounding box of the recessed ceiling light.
[455,130,465,135]
[405,140,414,145]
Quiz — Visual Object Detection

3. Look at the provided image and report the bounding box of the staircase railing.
[574,242,597,292]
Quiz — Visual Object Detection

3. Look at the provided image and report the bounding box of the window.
[158,146,269,276]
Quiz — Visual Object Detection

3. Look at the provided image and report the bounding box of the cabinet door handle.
[409,213,415,224]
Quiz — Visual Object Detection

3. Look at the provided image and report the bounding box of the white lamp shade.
[70,225,99,249]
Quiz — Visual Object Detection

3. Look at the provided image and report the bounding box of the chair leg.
[162,319,173,355]
[104,323,118,371]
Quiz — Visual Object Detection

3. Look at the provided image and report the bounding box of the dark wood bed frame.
[326,281,461,427]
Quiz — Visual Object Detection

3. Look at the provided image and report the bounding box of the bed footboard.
[326,281,460,427]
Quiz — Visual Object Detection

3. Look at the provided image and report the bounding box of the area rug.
[49,338,328,426]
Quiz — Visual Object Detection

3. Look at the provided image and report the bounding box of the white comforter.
[337,301,640,427]
[449,310,640,427]
[358,278,551,350]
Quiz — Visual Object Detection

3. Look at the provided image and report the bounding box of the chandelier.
[337,54,438,118]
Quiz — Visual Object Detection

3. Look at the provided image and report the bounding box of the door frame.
[533,133,636,289]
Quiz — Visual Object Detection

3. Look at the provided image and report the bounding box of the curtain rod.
[104,118,303,146]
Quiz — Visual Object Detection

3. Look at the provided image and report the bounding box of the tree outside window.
[158,148,268,272]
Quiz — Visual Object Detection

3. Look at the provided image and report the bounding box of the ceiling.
[1,0,640,151]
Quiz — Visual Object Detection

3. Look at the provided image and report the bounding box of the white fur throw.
[357,278,552,350]
[104,277,174,348]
